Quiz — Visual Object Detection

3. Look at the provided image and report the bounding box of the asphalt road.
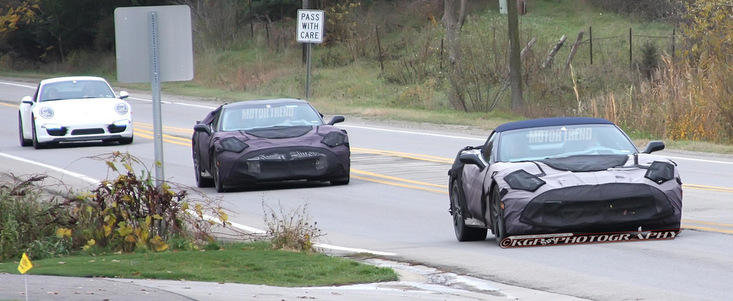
[1,78,732,300]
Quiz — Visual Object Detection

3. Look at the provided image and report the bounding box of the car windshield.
[39,80,115,101]
[219,103,323,131]
[498,124,637,162]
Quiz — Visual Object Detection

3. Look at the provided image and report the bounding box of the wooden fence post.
[565,31,585,70]
[542,35,567,69]
[671,27,676,63]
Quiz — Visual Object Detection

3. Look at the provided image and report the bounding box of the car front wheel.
[490,187,507,245]
[450,180,487,242]
[31,116,47,149]
[194,151,213,188]
[18,112,31,147]
[212,156,226,193]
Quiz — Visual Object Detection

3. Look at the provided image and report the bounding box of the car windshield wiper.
[41,98,65,102]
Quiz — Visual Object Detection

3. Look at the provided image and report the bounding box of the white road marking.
[129,96,217,109]
[662,155,733,165]
[0,152,99,184]
[0,151,396,256]
[340,124,486,141]
[0,81,35,89]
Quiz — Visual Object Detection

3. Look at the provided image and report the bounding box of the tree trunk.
[443,0,468,111]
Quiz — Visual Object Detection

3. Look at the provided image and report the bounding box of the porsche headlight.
[645,161,675,184]
[38,106,54,119]
[115,102,129,115]
[321,131,348,147]
[216,137,248,153]
[504,170,545,192]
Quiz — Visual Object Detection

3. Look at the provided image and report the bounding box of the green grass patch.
[0,241,397,287]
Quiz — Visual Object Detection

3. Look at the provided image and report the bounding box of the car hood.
[34,98,128,123]
[492,154,680,195]
[213,125,345,150]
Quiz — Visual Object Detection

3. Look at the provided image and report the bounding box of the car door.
[196,107,221,173]
[462,132,495,219]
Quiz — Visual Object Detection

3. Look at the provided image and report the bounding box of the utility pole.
[507,0,523,110]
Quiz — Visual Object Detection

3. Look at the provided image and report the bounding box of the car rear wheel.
[194,152,213,188]
[450,181,487,242]
[18,112,31,147]
[490,187,507,245]
[212,156,226,193]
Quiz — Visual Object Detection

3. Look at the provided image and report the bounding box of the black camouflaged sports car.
[192,99,350,192]
[448,117,682,245]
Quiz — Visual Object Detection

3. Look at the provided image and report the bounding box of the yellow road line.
[134,122,193,134]
[352,174,448,194]
[682,225,733,235]
[351,168,448,189]
[352,147,454,164]
[0,102,16,108]
[135,127,191,143]
[133,130,190,147]
[682,219,733,228]
[683,184,733,193]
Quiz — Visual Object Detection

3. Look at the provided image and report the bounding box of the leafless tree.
[442,0,468,111]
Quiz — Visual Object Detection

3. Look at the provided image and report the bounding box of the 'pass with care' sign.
[297,9,324,44]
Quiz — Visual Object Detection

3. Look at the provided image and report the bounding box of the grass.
[0,241,397,287]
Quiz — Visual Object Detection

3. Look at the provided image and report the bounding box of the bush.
[0,175,73,261]
[67,152,231,253]
[263,203,323,252]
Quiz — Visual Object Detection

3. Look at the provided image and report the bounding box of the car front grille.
[71,128,105,135]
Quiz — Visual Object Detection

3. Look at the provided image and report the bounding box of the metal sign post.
[114,5,193,187]
[297,9,324,100]
[149,11,165,186]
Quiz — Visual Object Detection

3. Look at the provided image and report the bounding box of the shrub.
[0,175,73,261]
[263,203,323,252]
[67,152,232,253]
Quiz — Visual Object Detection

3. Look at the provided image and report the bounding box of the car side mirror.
[643,141,665,154]
[194,124,212,135]
[119,91,129,99]
[328,115,345,125]
[21,96,33,105]
[459,151,486,170]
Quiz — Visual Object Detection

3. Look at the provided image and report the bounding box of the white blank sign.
[114,5,194,83]
[297,9,324,44]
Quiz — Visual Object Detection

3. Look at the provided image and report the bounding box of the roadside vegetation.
[0,241,396,286]
[0,0,730,145]
[0,152,396,285]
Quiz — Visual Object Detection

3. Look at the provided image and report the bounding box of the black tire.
[118,136,134,145]
[18,112,32,147]
[212,156,226,193]
[31,116,46,149]
[490,187,507,245]
[450,180,487,242]
[330,171,350,185]
[194,151,214,188]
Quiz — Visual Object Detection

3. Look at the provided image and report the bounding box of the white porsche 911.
[18,76,134,149]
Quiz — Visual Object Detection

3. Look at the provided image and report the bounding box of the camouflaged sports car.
[192,99,350,192]
[448,117,682,245]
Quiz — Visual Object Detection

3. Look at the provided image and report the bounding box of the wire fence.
[575,26,677,68]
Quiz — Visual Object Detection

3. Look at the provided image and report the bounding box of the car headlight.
[216,137,249,153]
[38,106,54,119]
[504,170,546,192]
[645,161,675,184]
[115,102,129,115]
[321,131,348,147]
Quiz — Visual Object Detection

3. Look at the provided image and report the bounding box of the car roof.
[40,76,108,85]
[222,98,308,109]
[494,117,614,132]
